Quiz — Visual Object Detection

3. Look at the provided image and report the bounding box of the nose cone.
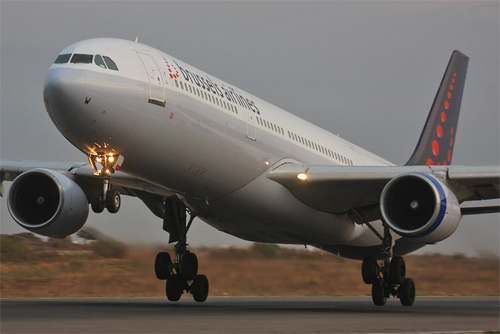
[43,67,94,152]
[44,67,87,117]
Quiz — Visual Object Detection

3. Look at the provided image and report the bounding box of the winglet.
[405,51,469,166]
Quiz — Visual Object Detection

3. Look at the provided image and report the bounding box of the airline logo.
[161,56,179,79]
[170,59,260,115]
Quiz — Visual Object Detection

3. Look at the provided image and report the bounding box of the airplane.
[1,38,499,306]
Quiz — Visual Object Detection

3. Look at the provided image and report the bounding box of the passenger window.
[94,55,107,69]
[70,54,93,64]
[103,56,119,71]
[54,54,71,64]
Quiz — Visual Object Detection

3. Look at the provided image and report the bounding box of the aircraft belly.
[191,163,369,245]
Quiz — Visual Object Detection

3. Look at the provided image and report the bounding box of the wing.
[267,163,500,222]
[1,160,174,218]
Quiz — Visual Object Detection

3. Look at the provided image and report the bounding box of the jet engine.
[380,173,461,244]
[7,168,89,238]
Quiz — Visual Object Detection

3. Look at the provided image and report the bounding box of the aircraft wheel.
[106,189,121,213]
[166,275,183,302]
[371,279,387,306]
[181,252,198,280]
[191,274,209,302]
[155,252,172,280]
[362,257,378,284]
[389,256,406,284]
[399,278,416,306]
[91,193,105,213]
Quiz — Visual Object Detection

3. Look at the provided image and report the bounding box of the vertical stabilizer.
[405,51,469,166]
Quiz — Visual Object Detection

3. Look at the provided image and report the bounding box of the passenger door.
[137,52,165,107]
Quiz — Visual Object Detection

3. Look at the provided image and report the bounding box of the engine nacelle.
[7,168,89,238]
[380,173,461,244]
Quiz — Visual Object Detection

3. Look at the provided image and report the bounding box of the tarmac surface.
[1,296,498,333]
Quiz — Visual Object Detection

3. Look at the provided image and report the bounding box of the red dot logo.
[444,101,450,110]
[441,112,447,122]
[436,125,443,138]
[447,92,452,99]
[162,56,179,79]
[426,158,434,166]
[432,140,440,156]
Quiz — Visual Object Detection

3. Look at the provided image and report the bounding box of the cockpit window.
[94,55,107,69]
[103,56,119,71]
[54,54,71,64]
[70,54,93,64]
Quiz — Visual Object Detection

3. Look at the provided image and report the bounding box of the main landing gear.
[362,222,416,306]
[154,198,209,302]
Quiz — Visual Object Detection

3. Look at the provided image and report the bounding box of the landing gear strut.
[362,222,416,306]
[154,198,209,302]
[88,154,123,214]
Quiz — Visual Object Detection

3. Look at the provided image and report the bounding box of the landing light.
[297,173,307,181]
[89,153,124,177]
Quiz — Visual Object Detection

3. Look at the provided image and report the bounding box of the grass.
[1,235,498,298]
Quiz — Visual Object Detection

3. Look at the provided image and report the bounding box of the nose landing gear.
[154,198,209,302]
[362,222,416,306]
[88,153,123,214]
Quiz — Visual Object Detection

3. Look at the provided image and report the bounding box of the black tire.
[389,256,406,285]
[371,279,387,306]
[91,193,105,213]
[362,257,378,284]
[191,274,209,303]
[181,252,198,280]
[166,275,183,302]
[399,278,416,306]
[105,189,121,213]
[155,252,172,280]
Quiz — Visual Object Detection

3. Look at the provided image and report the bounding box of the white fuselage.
[43,38,394,248]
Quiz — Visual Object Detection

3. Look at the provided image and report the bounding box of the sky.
[1,1,499,257]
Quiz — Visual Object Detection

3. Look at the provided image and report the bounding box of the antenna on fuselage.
[135,36,139,43]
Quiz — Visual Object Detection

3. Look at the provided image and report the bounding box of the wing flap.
[447,166,500,200]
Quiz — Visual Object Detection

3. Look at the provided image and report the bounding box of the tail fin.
[405,50,469,166]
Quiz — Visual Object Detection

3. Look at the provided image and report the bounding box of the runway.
[1,296,498,333]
